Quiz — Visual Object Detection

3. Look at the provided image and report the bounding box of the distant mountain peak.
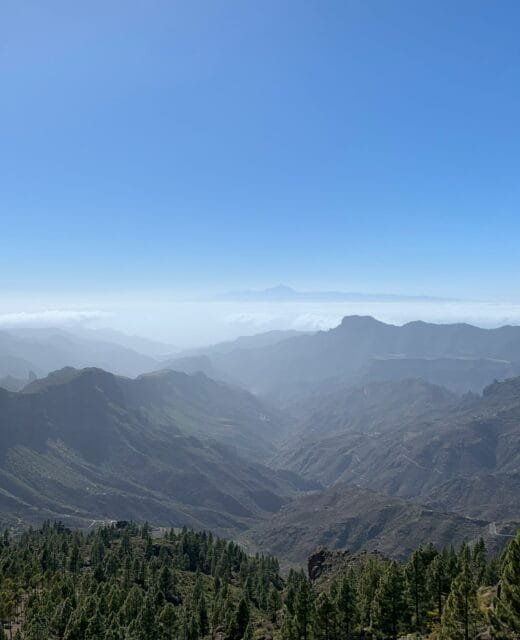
[339,315,387,327]
[218,286,450,303]
[265,284,295,294]
[23,366,118,394]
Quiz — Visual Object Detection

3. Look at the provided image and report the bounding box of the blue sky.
[2,0,520,303]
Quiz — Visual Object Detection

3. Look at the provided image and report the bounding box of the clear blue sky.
[2,0,520,299]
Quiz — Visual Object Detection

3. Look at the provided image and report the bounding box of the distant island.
[218,284,453,303]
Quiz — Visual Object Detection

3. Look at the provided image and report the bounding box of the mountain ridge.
[0,366,309,537]
[177,315,520,403]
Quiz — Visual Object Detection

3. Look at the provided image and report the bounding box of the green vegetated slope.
[1,364,520,566]
[1,521,520,640]
[0,368,306,537]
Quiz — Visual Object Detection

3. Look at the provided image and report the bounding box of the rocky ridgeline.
[307,546,387,582]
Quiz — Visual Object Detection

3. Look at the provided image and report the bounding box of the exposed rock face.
[308,547,351,581]
[307,546,387,582]
[308,547,330,580]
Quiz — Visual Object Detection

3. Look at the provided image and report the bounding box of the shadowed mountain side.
[0,372,36,392]
[273,376,520,523]
[424,472,520,521]
[281,378,460,438]
[22,366,288,459]
[357,355,516,395]
[244,483,513,565]
[162,330,308,388]
[179,316,520,405]
[0,367,312,536]
[160,355,238,387]
[172,329,306,358]
[0,328,159,379]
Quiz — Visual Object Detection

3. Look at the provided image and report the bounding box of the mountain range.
[0,327,160,381]
[0,367,310,537]
[218,284,449,302]
[1,315,520,565]
[272,375,520,514]
[167,315,520,404]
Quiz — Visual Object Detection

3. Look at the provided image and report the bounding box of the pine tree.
[91,537,105,567]
[427,552,450,620]
[52,596,75,637]
[63,604,88,640]
[373,560,406,640]
[440,553,484,640]
[235,597,250,640]
[472,538,487,585]
[187,613,199,640]
[484,553,500,586]
[223,594,237,638]
[69,539,81,573]
[336,571,356,638]
[284,582,297,616]
[197,592,209,636]
[120,586,143,626]
[242,621,253,640]
[135,592,156,640]
[104,628,122,640]
[267,584,282,623]
[493,530,520,638]
[405,546,427,632]
[85,606,106,640]
[357,556,383,630]
[144,536,153,560]
[121,529,131,556]
[280,608,299,640]
[314,591,335,640]
[158,603,177,640]
[295,577,314,640]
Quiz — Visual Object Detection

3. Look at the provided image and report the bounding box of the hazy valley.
[2,316,520,639]
[2,316,520,565]
[6,5,520,636]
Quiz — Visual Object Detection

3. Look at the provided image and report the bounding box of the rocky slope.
[274,376,520,526]
[244,483,510,565]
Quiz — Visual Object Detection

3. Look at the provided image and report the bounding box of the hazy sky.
[2,0,520,343]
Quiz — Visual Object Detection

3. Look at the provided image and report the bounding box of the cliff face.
[308,546,388,583]
[308,547,352,581]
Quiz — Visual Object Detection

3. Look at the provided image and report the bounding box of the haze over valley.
[3,1,520,638]
[2,314,520,565]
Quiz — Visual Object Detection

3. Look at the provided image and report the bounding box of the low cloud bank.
[2,298,520,348]
[0,309,110,328]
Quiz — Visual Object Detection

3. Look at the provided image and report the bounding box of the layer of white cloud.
[0,309,110,328]
[2,297,520,348]
[224,312,279,326]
